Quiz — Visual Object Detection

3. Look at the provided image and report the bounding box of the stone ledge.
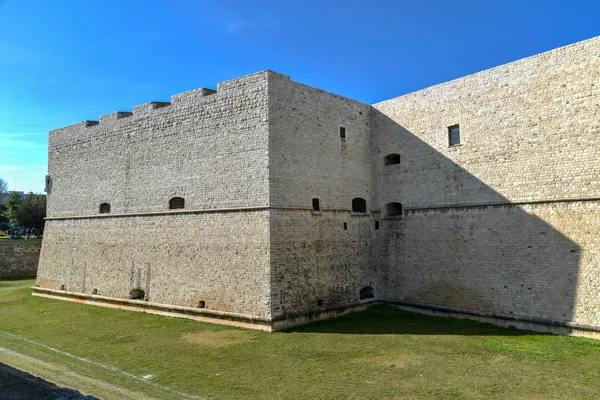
[386,299,600,337]
[31,287,378,331]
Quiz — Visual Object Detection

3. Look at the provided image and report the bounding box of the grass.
[1,279,599,399]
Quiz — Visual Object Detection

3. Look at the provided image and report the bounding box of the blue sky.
[1,0,599,193]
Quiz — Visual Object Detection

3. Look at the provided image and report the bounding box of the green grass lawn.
[1,279,599,399]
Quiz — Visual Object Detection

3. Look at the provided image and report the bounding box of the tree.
[3,192,21,226]
[15,194,46,230]
[0,177,7,204]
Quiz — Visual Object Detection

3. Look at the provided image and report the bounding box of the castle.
[34,36,600,336]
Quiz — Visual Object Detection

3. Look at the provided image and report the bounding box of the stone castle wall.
[35,36,600,332]
[268,75,376,316]
[373,36,600,327]
[46,71,271,217]
[0,240,41,278]
[38,212,270,316]
[37,71,275,318]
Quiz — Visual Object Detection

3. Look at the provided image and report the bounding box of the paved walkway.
[0,362,97,400]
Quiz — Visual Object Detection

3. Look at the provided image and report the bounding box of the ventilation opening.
[339,127,346,139]
[359,286,375,300]
[92,288,98,295]
[352,197,367,213]
[317,299,324,307]
[169,197,185,210]
[60,285,65,291]
[99,203,111,214]
[197,301,206,308]
[384,202,403,218]
[384,153,401,165]
[129,288,145,300]
[312,198,320,212]
[343,222,348,230]
[375,221,380,230]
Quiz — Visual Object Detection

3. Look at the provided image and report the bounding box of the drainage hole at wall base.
[197,301,206,308]
[129,288,145,300]
[92,289,98,295]
[359,286,375,300]
[60,285,65,291]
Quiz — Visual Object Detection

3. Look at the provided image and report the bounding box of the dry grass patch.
[182,329,256,347]
[352,351,421,369]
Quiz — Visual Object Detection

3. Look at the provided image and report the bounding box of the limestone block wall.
[269,210,377,315]
[0,240,41,278]
[373,36,600,326]
[373,36,599,209]
[377,203,600,324]
[46,71,271,218]
[267,74,376,315]
[268,73,372,210]
[37,211,271,317]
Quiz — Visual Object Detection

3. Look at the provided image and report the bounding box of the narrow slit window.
[312,198,320,212]
[375,221,380,230]
[448,124,460,146]
[169,197,185,210]
[339,127,346,139]
[384,154,401,165]
[99,203,110,214]
[343,222,348,230]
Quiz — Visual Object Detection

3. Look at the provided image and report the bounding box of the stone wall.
[46,71,271,218]
[38,211,271,316]
[372,36,599,209]
[35,36,600,332]
[268,75,376,316]
[268,73,372,209]
[373,35,600,327]
[0,241,41,278]
[38,71,274,319]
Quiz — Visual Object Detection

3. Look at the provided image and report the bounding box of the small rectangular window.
[312,198,320,212]
[340,127,346,139]
[375,221,380,230]
[448,124,460,146]
[343,222,347,230]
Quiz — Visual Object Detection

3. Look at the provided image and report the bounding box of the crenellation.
[132,101,172,114]
[84,120,99,127]
[99,111,133,123]
[171,87,217,104]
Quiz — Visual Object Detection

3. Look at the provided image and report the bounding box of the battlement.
[98,111,133,123]
[171,88,217,104]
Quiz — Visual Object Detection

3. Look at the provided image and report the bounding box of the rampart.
[35,36,600,334]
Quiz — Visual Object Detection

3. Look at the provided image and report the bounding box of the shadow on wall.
[372,110,581,326]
